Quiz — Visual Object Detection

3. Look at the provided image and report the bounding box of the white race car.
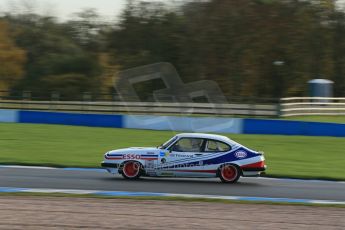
[101,133,266,183]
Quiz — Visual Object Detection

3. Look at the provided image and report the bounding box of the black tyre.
[120,161,143,179]
[218,164,241,183]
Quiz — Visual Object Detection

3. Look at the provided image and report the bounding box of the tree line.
[0,0,344,101]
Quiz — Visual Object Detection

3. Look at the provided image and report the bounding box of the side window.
[205,140,231,152]
[171,138,203,152]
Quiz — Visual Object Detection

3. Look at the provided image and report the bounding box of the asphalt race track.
[1,166,345,201]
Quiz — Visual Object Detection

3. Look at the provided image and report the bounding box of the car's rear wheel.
[218,164,240,183]
[121,161,142,179]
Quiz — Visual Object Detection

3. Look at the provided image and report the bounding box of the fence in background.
[1,92,345,117]
[0,100,279,117]
[280,97,345,116]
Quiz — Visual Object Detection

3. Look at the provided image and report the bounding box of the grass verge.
[0,123,344,180]
[283,115,345,124]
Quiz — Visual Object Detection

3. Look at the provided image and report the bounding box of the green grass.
[0,123,344,180]
[284,116,345,124]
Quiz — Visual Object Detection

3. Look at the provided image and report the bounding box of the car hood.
[107,147,160,155]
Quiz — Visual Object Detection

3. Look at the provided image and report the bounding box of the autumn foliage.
[0,20,26,92]
[1,0,345,100]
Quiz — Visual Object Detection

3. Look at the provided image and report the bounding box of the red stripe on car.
[241,161,265,169]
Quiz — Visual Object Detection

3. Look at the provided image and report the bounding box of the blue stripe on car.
[156,147,241,167]
[159,148,258,169]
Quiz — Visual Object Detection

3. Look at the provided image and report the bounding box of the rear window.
[205,140,231,152]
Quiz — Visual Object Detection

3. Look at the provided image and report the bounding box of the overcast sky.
[1,0,345,21]
[0,0,130,21]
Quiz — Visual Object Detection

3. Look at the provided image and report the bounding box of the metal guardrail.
[280,97,345,116]
[0,100,279,116]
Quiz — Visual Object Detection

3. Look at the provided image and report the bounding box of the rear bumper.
[240,160,266,173]
[241,165,266,177]
[242,165,266,177]
[242,166,266,172]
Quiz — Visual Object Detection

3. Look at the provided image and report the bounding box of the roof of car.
[176,133,232,143]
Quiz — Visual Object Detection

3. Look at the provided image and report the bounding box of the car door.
[157,137,205,177]
[201,139,232,171]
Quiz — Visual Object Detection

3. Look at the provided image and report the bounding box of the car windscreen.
[158,136,178,149]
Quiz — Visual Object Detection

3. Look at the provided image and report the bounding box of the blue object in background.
[243,118,345,137]
[0,109,18,123]
[308,79,334,98]
[1,109,345,137]
[18,111,123,128]
[123,115,243,134]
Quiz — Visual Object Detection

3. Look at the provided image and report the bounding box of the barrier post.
[82,92,92,112]
[277,99,282,117]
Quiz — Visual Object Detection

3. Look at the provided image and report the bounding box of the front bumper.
[101,162,119,168]
[101,162,120,174]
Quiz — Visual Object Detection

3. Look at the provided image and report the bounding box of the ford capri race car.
[101,133,266,183]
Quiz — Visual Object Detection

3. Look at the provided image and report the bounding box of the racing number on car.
[122,154,141,160]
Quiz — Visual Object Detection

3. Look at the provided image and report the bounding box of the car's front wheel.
[120,161,143,179]
[218,164,241,183]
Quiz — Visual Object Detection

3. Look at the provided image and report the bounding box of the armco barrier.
[124,115,243,134]
[0,109,18,123]
[18,111,123,128]
[1,109,345,137]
